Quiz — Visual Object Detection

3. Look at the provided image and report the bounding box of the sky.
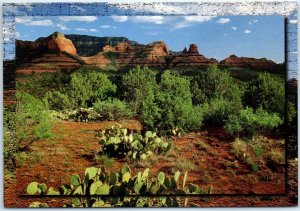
[16,15,285,63]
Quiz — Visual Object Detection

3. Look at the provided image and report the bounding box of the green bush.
[44,90,73,111]
[244,72,284,116]
[225,107,283,138]
[154,71,203,131]
[4,105,17,169]
[122,66,158,114]
[201,97,242,126]
[93,99,133,120]
[69,72,116,108]
[103,51,119,62]
[16,92,55,142]
[190,64,243,105]
[287,100,297,127]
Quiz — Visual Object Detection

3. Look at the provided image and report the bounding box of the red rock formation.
[103,42,133,53]
[147,41,169,58]
[188,44,199,55]
[46,32,77,55]
[81,53,110,68]
[219,55,282,72]
[182,47,188,54]
[170,44,217,68]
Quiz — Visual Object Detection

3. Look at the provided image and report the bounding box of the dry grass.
[232,139,248,158]
[268,149,285,165]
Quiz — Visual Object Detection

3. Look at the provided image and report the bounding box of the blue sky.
[16,15,284,63]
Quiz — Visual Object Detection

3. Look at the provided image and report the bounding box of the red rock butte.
[15,32,283,73]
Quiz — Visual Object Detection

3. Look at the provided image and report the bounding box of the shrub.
[287,100,297,127]
[268,149,285,165]
[154,71,203,131]
[201,97,242,126]
[4,105,17,169]
[172,158,197,172]
[225,107,283,138]
[98,126,171,161]
[122,66,158,114]
[93,99,133,120]
[103,51,119,62]
[69,72,116,107]
[194,140,208,151]
[16,92,55,141]
[232,139,248,158]
[27,166,211,207]
[244,72,285,116]
[190,64,243,105]
[44,90,73,111]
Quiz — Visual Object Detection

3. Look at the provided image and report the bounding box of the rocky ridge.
[16,32,284,73]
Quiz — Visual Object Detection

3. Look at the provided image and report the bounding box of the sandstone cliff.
[219,55,284,73]
[16,32,284,73]
[170,44,218,68]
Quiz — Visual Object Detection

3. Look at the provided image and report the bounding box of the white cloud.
[100,25,110,29]
[59,16,97,22]
[90,29,98,32]
[111,16,128,22]
[15,16,32,24]
[292,51,298,54]
[132,16,165,24]
[183,16,213,22]
[216,18,230,24]
[16,32,20,38]
[290,19,297,24]
[75,28,87,31]
[57,23,70,31]
[15,17,52,26]
[249,19,259,25]
[26,20,52,26]
[231,26,237,30]
[244,29,251,34]
[172,16,213,30]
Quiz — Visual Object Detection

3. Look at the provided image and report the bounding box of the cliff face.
[16,32,77,61]
[65,34,138,56]
[16,32,80,73]
[170,44,218,68]
[46,32,77,55]
[16,32,283,73]
[101,41,169,69]
[219,55,284,73]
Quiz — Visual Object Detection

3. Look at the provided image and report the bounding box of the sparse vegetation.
[268,149,285,166]
[194,140,208,151]
[172,158,197,172]
[232,139,248,158]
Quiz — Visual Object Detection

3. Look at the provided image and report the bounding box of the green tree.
[190,64,243,105]
[122,66,158,114]
[244,72,285,116]
[225,107,283,138]
[69,72,116,107]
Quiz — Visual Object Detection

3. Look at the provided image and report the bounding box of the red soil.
[4,120,297,207]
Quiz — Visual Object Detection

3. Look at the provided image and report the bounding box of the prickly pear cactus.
[27,165,212,207]
[98,126,172,161]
